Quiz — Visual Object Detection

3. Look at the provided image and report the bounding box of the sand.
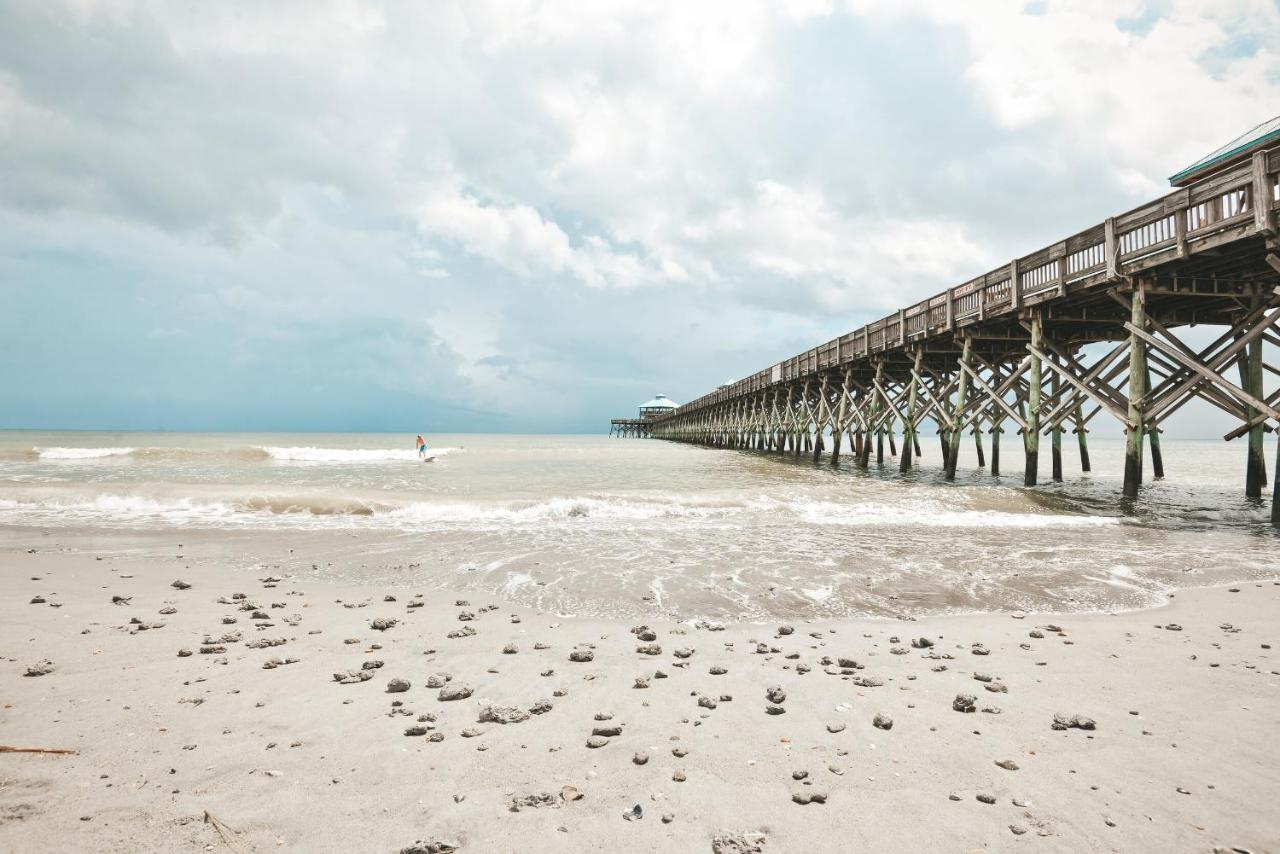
[1,539,1278,853]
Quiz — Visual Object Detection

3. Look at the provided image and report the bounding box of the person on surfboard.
[416,435,429,461]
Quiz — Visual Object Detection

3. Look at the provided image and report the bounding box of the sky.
[2,0,1279,434]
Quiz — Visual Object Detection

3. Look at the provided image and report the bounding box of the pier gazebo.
[610,394,682,437]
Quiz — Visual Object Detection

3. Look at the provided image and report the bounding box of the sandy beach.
[1,536,1277,853]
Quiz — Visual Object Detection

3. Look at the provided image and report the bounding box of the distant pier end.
[610,394,679,437]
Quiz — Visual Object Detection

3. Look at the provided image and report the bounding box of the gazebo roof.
[1169,114,1280,187]
[639,394,679,409]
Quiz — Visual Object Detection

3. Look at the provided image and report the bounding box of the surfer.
[416,434,428,461]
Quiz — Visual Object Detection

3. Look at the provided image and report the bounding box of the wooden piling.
[1074,406,1091,472]
[974,428,986,468]
[1025,316,1041,487]
[1242,290,1267,497]
[991,425,1001,477]
[946,338,972,480]
[1123,283,1147,499]
[900,350,922,473]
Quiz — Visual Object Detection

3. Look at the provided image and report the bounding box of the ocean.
[1,430,1277,620]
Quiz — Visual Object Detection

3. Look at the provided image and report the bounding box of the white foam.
[791,499,1120,529]
[37,447,135,460]
[261,446,459,463]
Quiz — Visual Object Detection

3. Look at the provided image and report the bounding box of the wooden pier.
[609,418,651,438]
[650,125,1280,522]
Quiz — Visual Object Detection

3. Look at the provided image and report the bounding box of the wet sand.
[1,540,1278,853]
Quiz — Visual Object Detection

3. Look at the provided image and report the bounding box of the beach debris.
[777,625,794,636]
[362,660,384,670]
[397,839,459,854]
[592,724,623,737]
[673,647,694,659]
[873,713,893,730]
[623,804,643,821]
[437,683,473,701]
[446,625,476,639]
[171,580,191,590]
[569,648,594,663]
[791,790,827,805]
[371,618,397,631]
[508,792,560,812]
[976,793,997,804]
[826,722,845,734]
[177,648,193,657]
[0,745,77,755]
[262,657,298,669]
[503,642,519,654]
[672,770,687,782]
[995,759,1020,771]
[425,673,451,688]
[23,660,55,677]
[244,637,286,649]
[110,596,131,605]
[911,637,933,648]
[479,705,530,724]
[633,676,650,689]
[711,831,768,854]
[985,681,1008,693]
[698,695,718,710]
[953,693,977,713]
[528,699,553,715]
[636,643,662,655]
[386,678,411,693]
[633,751,649,765]
[333,670,373,685]
[765,685,786,704]
[1052,713,1097,731]
[585,735,609,748]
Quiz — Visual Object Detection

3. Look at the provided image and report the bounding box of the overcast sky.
[2,1,1278,434]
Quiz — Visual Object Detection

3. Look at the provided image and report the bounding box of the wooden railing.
[666,149,1280,416]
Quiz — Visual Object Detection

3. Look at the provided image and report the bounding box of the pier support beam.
[900,350,922,473]
[1074,406,1091,472]
[946,337,972,480]
[1050,375,1063,482]
[1123,284,1147,498]
[1242,291,1267,497]
[991,424,1001,477]
[974,427,986,468]
[1025,315,1042,486]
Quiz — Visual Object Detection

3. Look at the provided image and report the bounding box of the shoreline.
[1,538,1278,852]
[4,524,1274,625]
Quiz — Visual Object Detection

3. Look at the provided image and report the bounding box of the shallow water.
[1,430,1277,619]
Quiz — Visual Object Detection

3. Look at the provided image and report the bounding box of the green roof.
[1169,115,1280,186]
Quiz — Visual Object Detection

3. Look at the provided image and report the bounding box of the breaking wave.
[0,490,1119,531]
[14,446,459,464]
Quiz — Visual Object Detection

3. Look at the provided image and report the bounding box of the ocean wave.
[37,447,136,460]
[261,446,458,463]
[0,489,1120,531]
[11,445,458,464]
[790,499,1120,529]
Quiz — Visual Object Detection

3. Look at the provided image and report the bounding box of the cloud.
[0,1,1276,434]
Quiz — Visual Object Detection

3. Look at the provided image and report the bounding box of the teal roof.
[639,394,678,409]
[1170,115,1280,186]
